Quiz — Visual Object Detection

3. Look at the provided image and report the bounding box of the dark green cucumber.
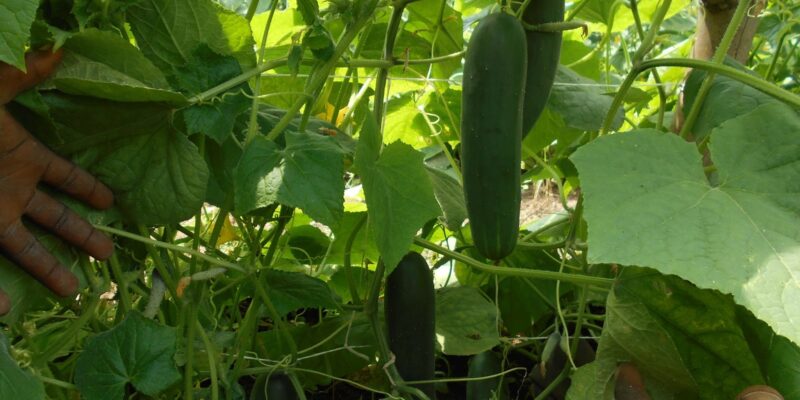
[385,252,436,399]
[521,0,565,137]
[250,372,300,400]
[467,351,508,400]
[461,12,526,260]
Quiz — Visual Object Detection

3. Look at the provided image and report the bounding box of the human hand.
[0,50,114,315]
[615,362,784,400]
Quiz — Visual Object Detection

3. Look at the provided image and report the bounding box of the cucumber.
[467,351,509,400]
[521,0,565,137]
[461,12,526,260]
[250,372,300,400]
[385,252,437,399]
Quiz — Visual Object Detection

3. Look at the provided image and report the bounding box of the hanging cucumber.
[250,372,300,400]
[467,351,509,400]
[521,0,565,137]
[461,12,526,260]
[385,252,437,399]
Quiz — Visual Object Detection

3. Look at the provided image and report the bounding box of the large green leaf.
[0,0,37,70]
[127,0,256,72]
[567,268,762,399]
[426,166,467,231]
[435,287,499,356]
[737,307,800,399]
[75,312,181,400]
[52,29,185,103]
[39,93,209,225]
[354,116,441,271]
[0,333,44,400]
[234,132,345,228]
[571,103,800,346]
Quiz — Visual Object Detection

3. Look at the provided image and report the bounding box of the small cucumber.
[521,0,565,137]
[385,252,437,399]
[461,12,527,260]
[467,351,509,400]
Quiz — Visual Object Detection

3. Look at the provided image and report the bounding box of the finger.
[0,288,9,316]
[25,191,114,260]
[42,154,114,210]
[614,362,651,400]
[0,50,63,104]
[737,385,784,400]
[0,221,78,297]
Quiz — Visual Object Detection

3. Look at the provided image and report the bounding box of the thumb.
[0,49,63,104]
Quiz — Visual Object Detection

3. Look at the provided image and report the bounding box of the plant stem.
[108,252,132,312]
[601,58,800,135]
[246,3,279,145]
[363,259,411,399]
[414,238,614,286]
[374,0,414,127]
[679,0,751,139]
[265,3,377,141]
[95,225,246,272]
[343,214,367,305]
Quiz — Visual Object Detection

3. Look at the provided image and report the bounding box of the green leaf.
[567,268,762,399]
[550,66,623,131]
[75,311,181,400]
[426,166,467,231]
[355,116,441,271]
[52,29,185,103]
[683,59,780,141]
[127,0,256,73]
[737,307,800,398]
[0,0,37,71]
[297,0,320,25]
[263,269,340,315]
[405,2,463,84]
[571,103,800,346]
[39,93,209,225]
[435,287,500,356]
[0,333,45,400]
[234,132,345,228]
[328,267,374,304]
[173,46,250,143]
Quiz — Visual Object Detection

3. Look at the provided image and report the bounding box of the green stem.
[629,0,669,129]
[343,214,367,305]
[265,3,377,141]
[108,252,132,312]
[363,259,410,398]
[521,21,587,33]
[413,238,614,286]
[533,364,571,400]
[37,296,100,364]
[246,3,279,145]
[765,29,789,81]
[679,0,751,139]
[374,0,413,127]
[245,0,259,21]
[197,320,220,400]
[95,225,246,273]
[601,58,800,135]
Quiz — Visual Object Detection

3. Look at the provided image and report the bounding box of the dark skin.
[0,50,114,316]
[615,362,784,400]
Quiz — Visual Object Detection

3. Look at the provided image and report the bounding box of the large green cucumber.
[467,351,509,400]
[461,12,526,260]
[521,0,565,137]
[385,252,436,399]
